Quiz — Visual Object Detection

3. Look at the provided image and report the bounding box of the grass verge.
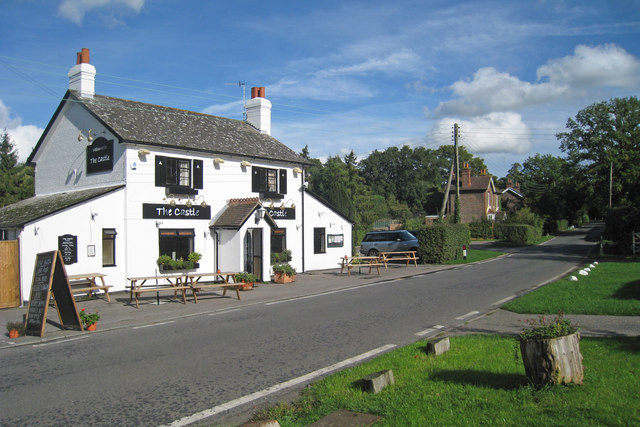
[443,249,505,265]
[250,335,640,426]
[502,261,640,316]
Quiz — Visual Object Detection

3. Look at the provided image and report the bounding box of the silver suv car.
[359,230,419,256]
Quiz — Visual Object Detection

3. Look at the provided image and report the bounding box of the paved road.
[0,226,600,426]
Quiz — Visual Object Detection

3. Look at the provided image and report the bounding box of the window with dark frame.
[252,166,287,198]
[314,227,326,254]
[155,156,203,195]
[271,228,286,254]
[102,229,117,267]
[159,229,194,260]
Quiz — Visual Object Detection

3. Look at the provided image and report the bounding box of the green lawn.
[250,335,640,426]
[502,261,640,316]
[443,249,505,265]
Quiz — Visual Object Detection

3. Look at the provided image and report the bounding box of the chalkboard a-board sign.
[25,251,83,337]
[58,234,78,265]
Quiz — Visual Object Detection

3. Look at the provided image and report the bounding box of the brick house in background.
[447,164,500,223]
[499,179,525,217]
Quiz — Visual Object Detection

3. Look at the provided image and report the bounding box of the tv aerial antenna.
[225,81,246,120]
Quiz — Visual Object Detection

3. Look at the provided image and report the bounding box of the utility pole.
[454,123,461,223]
[609,160,613,210]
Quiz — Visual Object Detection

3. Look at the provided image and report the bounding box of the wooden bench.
[68,273,112,302]
[127,274,191,308]
[338,256,384,276]
[184,272,241,303]
[379,251,419,268]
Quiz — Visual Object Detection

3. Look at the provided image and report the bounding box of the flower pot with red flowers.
[273,263,296,284]
[79,308,100,331]
[234,272,257,291]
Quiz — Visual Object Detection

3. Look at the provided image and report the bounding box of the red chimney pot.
[76,48,90,64]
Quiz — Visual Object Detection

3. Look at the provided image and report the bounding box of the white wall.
[17,189,125,301]
[31,103,125,195]
[303,192,353,271]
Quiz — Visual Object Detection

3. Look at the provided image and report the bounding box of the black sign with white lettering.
[86,137,113,174]
[266,208,295,220]
[143,203,211,220]
[58,234,77,265]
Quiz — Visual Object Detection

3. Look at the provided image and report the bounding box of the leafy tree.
[557,96,640,215]
[0,131,34,207]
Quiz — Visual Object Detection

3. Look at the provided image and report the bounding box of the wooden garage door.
[0,240,20,308]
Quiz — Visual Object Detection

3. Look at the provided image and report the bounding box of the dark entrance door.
[244,229,263,281]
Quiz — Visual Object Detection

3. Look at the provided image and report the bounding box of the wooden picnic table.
[67,273,112,302]
[379,251,419,268]
[184,272,241,302]
[126,274,191,308]
[338,256,383,276]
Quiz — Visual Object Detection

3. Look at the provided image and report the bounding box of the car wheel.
[367,249,379,257]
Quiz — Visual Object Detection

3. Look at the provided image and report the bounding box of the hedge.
[495,223,541,245]
[416,223,470,264]
[469,219,494,239]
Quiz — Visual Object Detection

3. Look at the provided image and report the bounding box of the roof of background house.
[500,187,525,198]
[28,90,307,166]
[211,197,277,230]
[450,175,495,192]
[0,185,124,228]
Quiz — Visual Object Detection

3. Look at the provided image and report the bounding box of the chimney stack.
[462,163,471,187]
[246,86,271,135]
[68,48,96,98]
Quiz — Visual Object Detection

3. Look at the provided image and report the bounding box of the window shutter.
[155,156,166,187]
[193,159,203,189]
[279,169,287,194]
[252,167,262,192]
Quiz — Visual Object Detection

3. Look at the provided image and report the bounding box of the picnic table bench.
[68,273,112,302]
[184,272,241,302]
[126,274,191,308]
[338,256,383,276]
[379,251,419,268]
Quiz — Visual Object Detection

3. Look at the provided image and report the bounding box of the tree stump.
[519,332,583,386]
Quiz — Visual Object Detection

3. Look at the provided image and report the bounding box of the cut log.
[519,332,583,386]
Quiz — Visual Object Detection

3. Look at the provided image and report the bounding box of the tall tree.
[0,131,34,207]
[557,96,640,215]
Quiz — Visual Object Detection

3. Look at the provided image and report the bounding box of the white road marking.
[265,281,394,306]
[162,344,397,427]
[456,311,480,320]
[208,309,242,316]
[32,335,89,347]
[415,324,445,336]
[492,295,515,306]
[132,321,175,329]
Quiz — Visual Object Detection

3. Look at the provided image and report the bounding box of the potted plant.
[6,320,25,339]
[518,311,583,386]
[273,263,296,283]
[234,272,258,291]
[187,252,202,268]
[79,308,100,331]
[157,254,173,271]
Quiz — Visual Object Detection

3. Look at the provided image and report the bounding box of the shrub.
[495,223,541,245]
[605,205,640,254]
[519,312,577,341]
[235,272,258,283]
[469,219,494,239]
[416,223,470,264]
[272,263,296,276]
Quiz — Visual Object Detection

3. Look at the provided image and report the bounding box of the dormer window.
[252,166,287,199]
[155,155,203,195]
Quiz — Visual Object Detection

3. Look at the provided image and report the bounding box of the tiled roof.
[211,198,276,230]
[69,91,306,164]
[0,185,124,228]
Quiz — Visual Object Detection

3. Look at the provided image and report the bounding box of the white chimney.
[245,87,271,135]
[68,48,95,98]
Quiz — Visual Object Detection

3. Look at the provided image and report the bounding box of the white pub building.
[0,49,353,303]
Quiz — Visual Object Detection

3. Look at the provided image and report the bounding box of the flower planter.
[237,281,254,291]
[274,272,296,284]
[9,329,19,339]
[86,323,97,331]
[519,332,583,386]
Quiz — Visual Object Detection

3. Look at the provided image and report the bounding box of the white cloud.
[434,44,640,117]
[430,112,532,154]
[58,0,144,25]
[0,100,43,163]
[315,49,421,78]
[201,100,244,118]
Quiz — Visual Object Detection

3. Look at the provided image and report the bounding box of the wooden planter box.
[274,272,296,284]
[519,332,583,386]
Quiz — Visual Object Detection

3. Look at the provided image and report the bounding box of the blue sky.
[1,0,639,176]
